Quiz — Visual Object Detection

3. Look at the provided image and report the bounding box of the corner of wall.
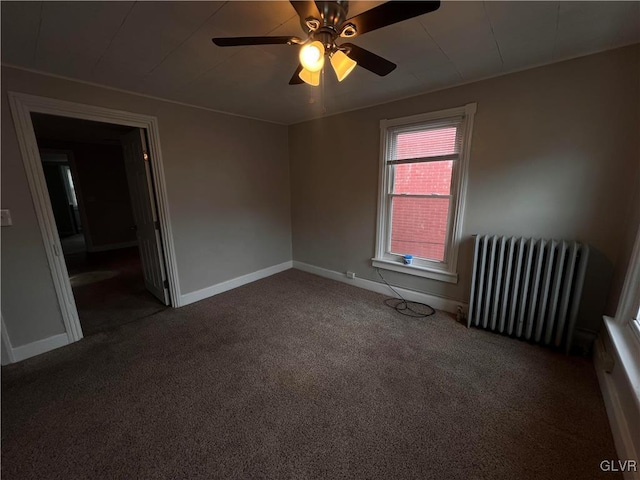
[606,188,640,315]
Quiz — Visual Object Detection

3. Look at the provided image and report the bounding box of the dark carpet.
[65,247,167,336]
[1,269,618,479]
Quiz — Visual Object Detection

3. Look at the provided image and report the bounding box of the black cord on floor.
[376,268,435,318]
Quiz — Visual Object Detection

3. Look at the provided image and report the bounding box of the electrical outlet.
[346,271,356,279]
[0,209,12,227]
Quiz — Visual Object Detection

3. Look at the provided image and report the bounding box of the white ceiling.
[2,1,639,125]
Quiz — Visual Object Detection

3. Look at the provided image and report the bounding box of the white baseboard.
[179,261,293,307]
[292,261,467,314]
[594,336,640,480]
[10,333,70,364]
[87,241,138,253]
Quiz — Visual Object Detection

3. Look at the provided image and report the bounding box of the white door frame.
[8,92,181,344]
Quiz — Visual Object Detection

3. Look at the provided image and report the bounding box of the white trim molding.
[595,327,640,480]
[594,220,640,478]
[615,222,640,326]
[180,261,293,307]
[371,258,458,284]
[603,317,640,406]
[10,333,70,364]
[2,63,285,126]
[293,261,467,314]
[7,92,182,347]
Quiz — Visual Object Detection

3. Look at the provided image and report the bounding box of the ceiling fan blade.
[289,1,321,22]
[212,36,300,47]
[343,1,440,37]
[342,43,396,76]
[289,64,304,85]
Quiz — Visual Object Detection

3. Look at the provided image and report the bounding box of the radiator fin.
[468,235,588,353]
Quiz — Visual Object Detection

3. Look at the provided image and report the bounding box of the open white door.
[121,129,170,305]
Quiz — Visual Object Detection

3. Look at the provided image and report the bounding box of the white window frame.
[601,221,640,411]
[372,103,477,283]
[610,222,640,345]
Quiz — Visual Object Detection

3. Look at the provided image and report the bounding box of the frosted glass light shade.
[330,50,357,81]
[298,68,320,86]
[299,41,325,72]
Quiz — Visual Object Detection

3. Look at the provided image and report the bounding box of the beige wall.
[289,45,639,307]
[607,187,640,314]
[605,44,640,313]
[2,45,638,350]
[1,66,291,347]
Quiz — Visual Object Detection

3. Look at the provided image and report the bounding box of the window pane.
[390,196,450,261]
[394,126,458,160]
[393,161,453,195]
[64,166,78,206]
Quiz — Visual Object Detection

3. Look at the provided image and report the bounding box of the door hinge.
[154,220,160,230]
[163,279,169,289]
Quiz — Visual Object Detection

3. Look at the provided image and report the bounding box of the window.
[616,224,640,345]
[62,165,78,207]
[602,224,640,405]
[373,103,476,283]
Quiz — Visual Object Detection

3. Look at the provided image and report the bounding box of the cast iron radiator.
[468,235,589,353]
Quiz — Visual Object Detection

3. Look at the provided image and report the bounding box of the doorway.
[31,114,171,336]
[8,92,180,344]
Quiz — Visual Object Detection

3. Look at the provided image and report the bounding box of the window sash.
[386,194,454,263]
[385,159,458,265]
[387,153,459,166]
[387,119,463,166]
[388,160,455,196]
[388,193,452,199]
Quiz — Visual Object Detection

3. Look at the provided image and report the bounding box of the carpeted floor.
[65,247,167,336]
[1,269,618,479]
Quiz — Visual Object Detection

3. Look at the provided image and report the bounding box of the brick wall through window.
[390,128,456,261]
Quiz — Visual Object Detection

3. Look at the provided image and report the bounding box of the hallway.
[65,247,167,336]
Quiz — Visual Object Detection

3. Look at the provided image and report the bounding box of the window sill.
[603,316,640,401]
[371,258,458,284]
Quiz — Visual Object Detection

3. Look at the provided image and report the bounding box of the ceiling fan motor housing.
[305,1,352,54]
[318,1,350,29]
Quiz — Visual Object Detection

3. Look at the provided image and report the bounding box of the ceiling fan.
[212,1,441,86]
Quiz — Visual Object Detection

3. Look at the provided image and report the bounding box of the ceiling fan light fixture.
[299,41,325,72]
[330,50,357,82]
[298,68,321,86]
[212,1,442,86]
[305,17,321,32]
[339,23,357,38]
